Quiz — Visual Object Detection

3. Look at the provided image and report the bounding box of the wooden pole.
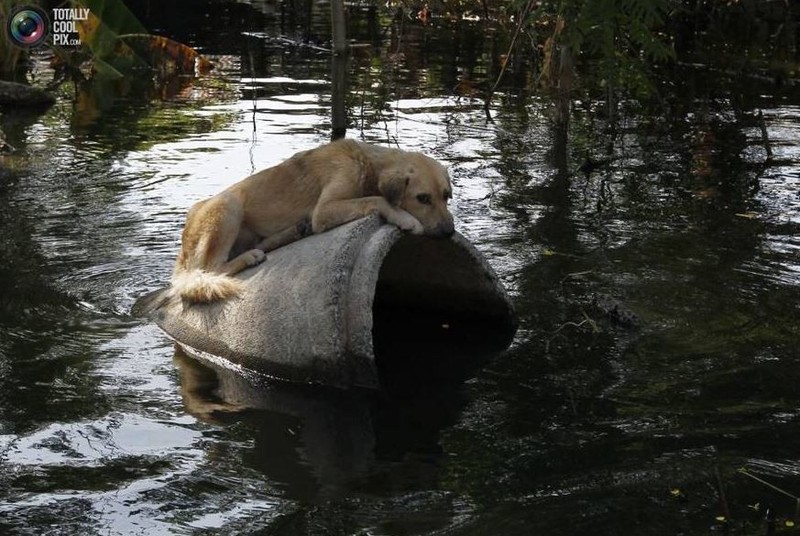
[330,0,347,140]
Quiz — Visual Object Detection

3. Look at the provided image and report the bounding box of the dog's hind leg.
[220,249,265,275]
[254,217,312,252]
[172,195,265,304]
[193,195,265,277]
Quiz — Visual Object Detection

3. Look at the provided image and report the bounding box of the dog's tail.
[170,270,243,304]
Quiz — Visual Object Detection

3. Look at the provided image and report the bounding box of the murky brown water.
[1,2,800,535]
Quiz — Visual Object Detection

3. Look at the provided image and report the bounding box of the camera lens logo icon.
[7,7,49,48]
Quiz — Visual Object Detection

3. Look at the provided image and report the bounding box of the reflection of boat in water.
[174,307,510,500]
[175,346,375,499]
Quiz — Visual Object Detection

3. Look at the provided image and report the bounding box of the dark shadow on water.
[372,305,512,390]
[173,310,510,505]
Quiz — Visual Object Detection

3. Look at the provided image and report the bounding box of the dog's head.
[379,152,455,238]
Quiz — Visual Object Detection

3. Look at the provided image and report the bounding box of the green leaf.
[71,0,151,76]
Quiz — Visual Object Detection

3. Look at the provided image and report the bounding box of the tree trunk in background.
[554,43,573,135]
[331,0,348,140]
[542,17,573,144]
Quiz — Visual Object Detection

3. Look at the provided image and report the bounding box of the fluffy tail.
[170,270,243,304]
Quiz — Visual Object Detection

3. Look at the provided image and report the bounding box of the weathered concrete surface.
[136,214,517,389]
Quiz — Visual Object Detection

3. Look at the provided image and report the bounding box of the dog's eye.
[416,194,432,205]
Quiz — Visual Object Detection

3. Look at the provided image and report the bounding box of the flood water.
[2,1,800,534]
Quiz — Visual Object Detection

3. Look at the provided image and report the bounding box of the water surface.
[1,2,800,535]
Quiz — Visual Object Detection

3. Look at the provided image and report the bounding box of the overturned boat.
[134,215,517,389]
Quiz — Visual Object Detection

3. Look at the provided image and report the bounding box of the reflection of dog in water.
[173,347,244,422]
[170,139,455,304]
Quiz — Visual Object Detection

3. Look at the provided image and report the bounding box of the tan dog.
[171,139,454,303]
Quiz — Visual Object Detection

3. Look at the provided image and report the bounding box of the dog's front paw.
[407,219,424,235]
[390,209,424,235]
[243,249,266,266]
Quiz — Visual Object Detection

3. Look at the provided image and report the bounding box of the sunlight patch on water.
[760,107,800,225]
[0,413,200,467]
[116,103,325,216]
[96,324,177,393]
[0,318,282,535]
[744,458,800,478]
[187,499,282,529]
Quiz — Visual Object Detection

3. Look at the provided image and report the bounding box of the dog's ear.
[379,174,409,206]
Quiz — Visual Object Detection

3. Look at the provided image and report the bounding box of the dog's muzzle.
[433,220,455,238]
